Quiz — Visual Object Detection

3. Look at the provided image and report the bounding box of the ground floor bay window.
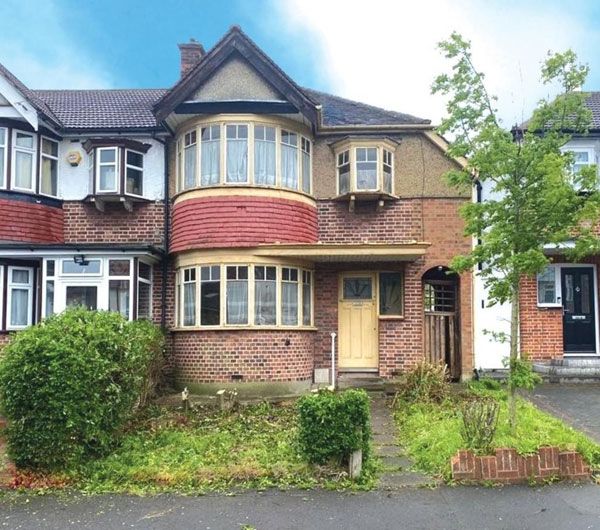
[176,262,313,329]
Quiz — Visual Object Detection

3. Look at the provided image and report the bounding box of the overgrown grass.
[48,401,375,494]
[395,385,600,481]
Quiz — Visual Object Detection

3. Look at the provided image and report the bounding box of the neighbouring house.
[475,94,600,376]
[0,26,472,396]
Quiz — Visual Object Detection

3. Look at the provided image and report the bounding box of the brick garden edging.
[451,447,590,484]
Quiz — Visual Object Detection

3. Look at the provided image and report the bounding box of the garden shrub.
[460,396,500,452]
[0,308,165,470]
[296,389,371,466]
[395,361,449,403]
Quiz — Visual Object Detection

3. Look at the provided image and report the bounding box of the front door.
[561,267,597,354]
[338,274,378,370]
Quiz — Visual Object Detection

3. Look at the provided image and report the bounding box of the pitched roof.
[585,92,600,129]
[304,88,430,127]
[33,89,167,130]
[0,63,61,128]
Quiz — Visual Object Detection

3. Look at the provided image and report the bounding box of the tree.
[432,33,600,430]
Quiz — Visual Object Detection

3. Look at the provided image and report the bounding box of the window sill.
[172,325,318,332]
[173,184,315,203]
[378,315,405,321]
[537,304,563,309]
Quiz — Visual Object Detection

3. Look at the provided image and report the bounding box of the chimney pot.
[178,39,205,78]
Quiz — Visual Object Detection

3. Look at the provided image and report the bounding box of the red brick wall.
[171,330,315,383]
[0,197,63,243]
[171,195,318,252]
[317,200,421,244]
[520,275,563,361]
[62,201,164,244]
[314,198,473,378]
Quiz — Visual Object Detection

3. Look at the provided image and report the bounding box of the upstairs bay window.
[97,147,118,193]
[125,150,144,196]
[177,263,314,328]
[176,120,312,194]
[13,130,36,192]
[335,142,397,197]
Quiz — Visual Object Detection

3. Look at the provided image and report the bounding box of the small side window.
[537,266,559,306]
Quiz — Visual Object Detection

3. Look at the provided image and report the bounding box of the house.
[0,26,472,396]
[474,94,600,376]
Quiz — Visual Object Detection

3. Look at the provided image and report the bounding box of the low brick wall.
[451,447,590,484]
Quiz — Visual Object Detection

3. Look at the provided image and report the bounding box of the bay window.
[200,265,220,325]
[176,121,311,194]
[125,150,144,196]
[45,259,55,317]
[226,124,248,183]
[226,265,249,325]
[177,264,313,328]
[137,261,152,320]
[13,130,36,192]
[201,125,220,186]
[0,127,6,188]
[40,137,59,197]
[254,125,276,185]
[335,142,396,196]
[7,267,33,329]
[108,259,131,319]
[66,286,98,310]
[97,147,118,192]
[282,267,299,325]
[255,266,276,325]
[281,130,298,190]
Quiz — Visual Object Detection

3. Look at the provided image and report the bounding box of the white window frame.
[137,260,153,320]
[39,136,60,198]
[335,144,396,196]
[225,123,249,185]
[124,149,144,197]
[0,266,3,328]
[96,146,120,193]
[182,129,197,190]
[7,266,34,330]
[536,264,562,308]
[60,258,103,277]
[180,267,198,327]
[12,129,37,193]
[354,146,380,192]
[0,127,7,189]
[301,136,312,194]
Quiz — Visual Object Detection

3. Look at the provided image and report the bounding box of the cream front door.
[338,274,379,370]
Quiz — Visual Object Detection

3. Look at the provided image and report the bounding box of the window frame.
[95,146,120,194]
[378,271,404,318]
[124,148,144,197]
[137,260,153,320]
[12,129,37,193]
[39,136,60,198]
[225,123,249,185]
[6,266,34,330]
[536,264,563,308]
[0,126,7,190]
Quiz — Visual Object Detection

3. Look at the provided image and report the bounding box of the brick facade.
[63,201,164,245]
[171,330,315,384]
[0,196,63,243]
[171,194,317,252]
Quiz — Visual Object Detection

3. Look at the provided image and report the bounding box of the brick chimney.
[178,39,205,77]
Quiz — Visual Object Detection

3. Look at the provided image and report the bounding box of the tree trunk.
[508,284,520,433]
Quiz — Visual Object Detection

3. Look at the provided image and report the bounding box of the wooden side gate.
[423,278,461,380]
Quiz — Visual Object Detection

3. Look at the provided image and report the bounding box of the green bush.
[296,389,371,466]
[395,361,449,403]
[0,308,164,470]
[460,396,500,452]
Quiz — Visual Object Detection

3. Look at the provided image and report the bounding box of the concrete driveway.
[528,384,600,443]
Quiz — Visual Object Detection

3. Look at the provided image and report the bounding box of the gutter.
[160,138,170,330]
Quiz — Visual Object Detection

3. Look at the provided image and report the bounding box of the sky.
[2,0,600,126]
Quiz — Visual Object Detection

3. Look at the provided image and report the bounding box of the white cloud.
[270,0,600,125]
[0,0,112,89]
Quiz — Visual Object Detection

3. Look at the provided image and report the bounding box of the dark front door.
[561,267,596,353]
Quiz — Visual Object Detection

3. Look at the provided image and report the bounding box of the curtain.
[357,164,377,189]
[10,288,28,326]
[15,151,33,189]
[254,140,276,185]
[227,280,248,324]
[338,169,350,194]
[226,139,248,183]
[302,151,310,193]
[0,146,5,187]
[302,283,311,325]
[281,144,298,189]
[255,280,276,325]
[282,282,298,325]
[184,144,196,189]
[109,280,130,319]
[45,281,55,317]
[183,282,196,326]
[201,140,220,186]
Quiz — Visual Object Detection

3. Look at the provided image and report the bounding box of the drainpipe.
[330,332,337,390]
[160,139,170,330]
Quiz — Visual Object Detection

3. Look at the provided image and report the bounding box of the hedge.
[0,308,164,470]
[296,389,371,466]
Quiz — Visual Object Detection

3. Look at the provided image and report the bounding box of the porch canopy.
[254,242,430,262]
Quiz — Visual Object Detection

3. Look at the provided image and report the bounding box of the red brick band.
[0,197,64,243]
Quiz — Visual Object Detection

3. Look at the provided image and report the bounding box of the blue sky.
[2,0,600,125]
